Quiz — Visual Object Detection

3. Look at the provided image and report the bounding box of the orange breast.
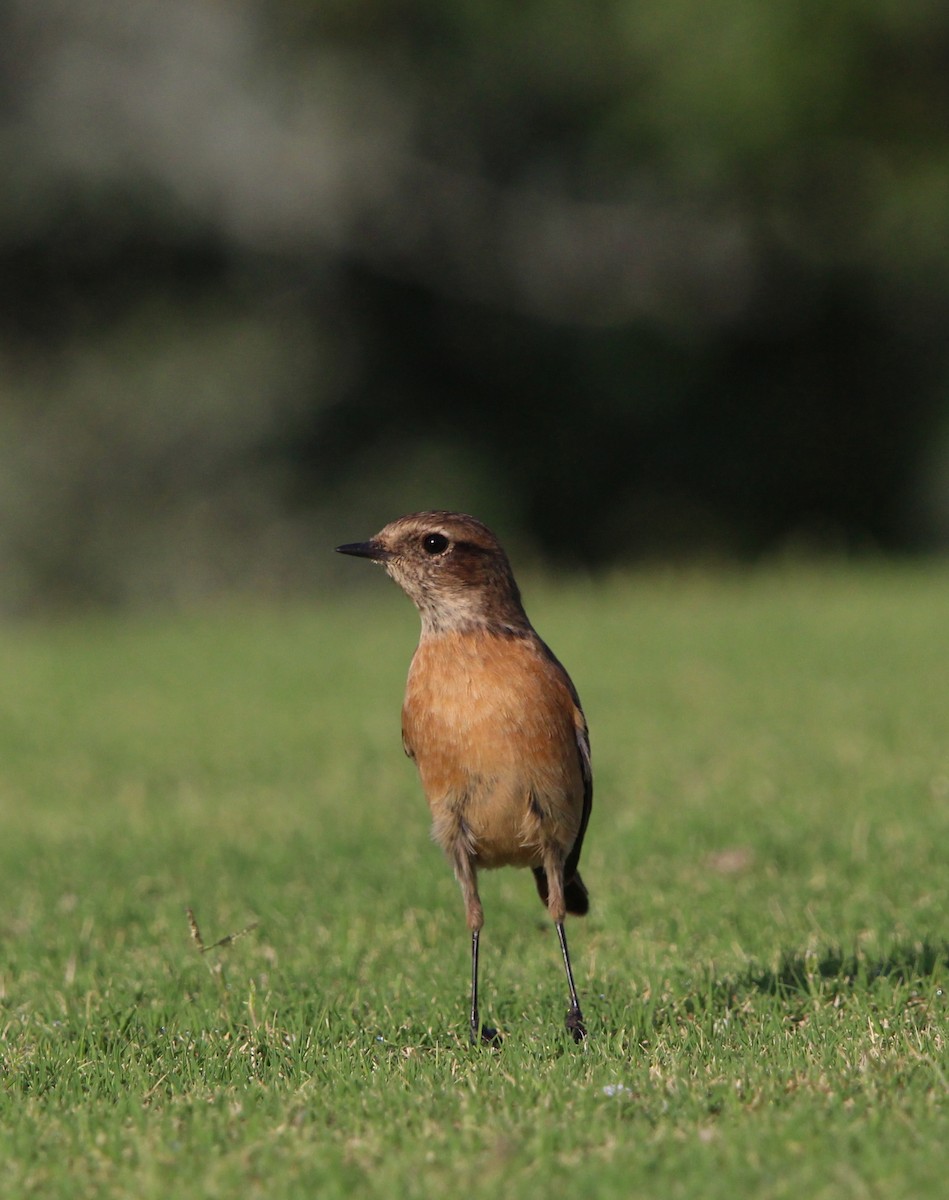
[401,629,585,868]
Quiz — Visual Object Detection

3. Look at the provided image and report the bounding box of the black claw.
[566,1007,586,1042]
[470,1022,502,1047]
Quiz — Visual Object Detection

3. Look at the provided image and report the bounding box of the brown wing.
[564,704,592,885]
[532,638,592,915]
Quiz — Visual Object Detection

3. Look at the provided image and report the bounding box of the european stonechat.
[337,511,591,1044]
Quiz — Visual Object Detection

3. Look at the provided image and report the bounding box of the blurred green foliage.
[1,0,948,610]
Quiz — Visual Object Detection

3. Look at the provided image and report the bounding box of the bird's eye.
[422,532,449,555]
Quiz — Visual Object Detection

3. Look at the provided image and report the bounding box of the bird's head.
[336,511,529,635]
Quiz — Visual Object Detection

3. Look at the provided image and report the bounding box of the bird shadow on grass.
[683,939,949,1021]
[739,939,948,999]
[608,940,949,1046]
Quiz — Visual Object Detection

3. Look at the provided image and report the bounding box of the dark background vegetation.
[2,0,948,611]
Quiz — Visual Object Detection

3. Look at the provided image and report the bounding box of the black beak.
[336,539,389,561]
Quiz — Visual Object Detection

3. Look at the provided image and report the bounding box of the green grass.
[0,565,947,1198]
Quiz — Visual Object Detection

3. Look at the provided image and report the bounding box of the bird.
[336,511,592,1044]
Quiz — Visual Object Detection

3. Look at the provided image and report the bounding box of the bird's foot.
[470,1021,502,1048]
[566,1006,586,1043]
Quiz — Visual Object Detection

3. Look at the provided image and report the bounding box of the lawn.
[0,565,946,1198]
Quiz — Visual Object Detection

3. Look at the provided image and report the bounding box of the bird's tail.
[532,866,590,916]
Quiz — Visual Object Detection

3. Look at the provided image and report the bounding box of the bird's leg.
[453,850,500,1046]
[469,928,492,1045]
[468,929,501,1046]
[543,849,586,1042]
[556,920,586,1042]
